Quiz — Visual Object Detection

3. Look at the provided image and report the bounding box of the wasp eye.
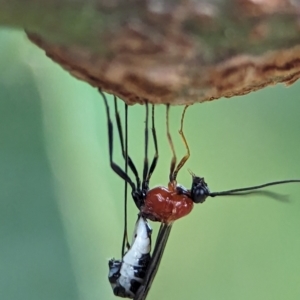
[190,175,210,203]
[192,188,207,203]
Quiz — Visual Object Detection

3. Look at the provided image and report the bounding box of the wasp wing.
[134,222,173,300]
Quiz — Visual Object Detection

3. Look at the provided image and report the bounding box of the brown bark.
[2,0,300,105]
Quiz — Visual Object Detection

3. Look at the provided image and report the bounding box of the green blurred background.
[0,28,300,300]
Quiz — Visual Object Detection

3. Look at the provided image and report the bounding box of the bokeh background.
[0,29,300,300]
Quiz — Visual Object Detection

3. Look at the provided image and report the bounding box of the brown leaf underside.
[26,0,300,105]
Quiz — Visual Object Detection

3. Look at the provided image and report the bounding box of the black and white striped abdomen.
[108,216,152,298]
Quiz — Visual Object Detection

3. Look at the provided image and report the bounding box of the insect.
[100,90,300,300]
[108,216,152,298]
[101,90,160,299]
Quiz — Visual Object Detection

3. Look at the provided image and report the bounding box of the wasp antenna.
[188,168,196,177]
[209,179,300,197]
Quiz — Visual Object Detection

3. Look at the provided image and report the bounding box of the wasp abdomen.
[108,217,152,298]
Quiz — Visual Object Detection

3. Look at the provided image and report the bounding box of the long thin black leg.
[121,103,130,256]
[142,102,149,191]
[145,105,159,189]
[124,104,131,250]
[99,89,136,192]
[166,104,176,182]
[114,96,141,190]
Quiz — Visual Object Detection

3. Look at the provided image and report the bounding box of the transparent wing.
[134,223,173,300]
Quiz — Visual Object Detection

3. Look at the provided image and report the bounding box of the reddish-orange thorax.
[141,181,194,223]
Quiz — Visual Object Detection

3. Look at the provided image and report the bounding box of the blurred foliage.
[0,29,300,300]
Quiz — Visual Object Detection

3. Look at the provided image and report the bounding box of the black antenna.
[190,172,300,203]
[209,179,300,197]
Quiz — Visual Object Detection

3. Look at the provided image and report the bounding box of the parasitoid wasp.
[100,90,300,300]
